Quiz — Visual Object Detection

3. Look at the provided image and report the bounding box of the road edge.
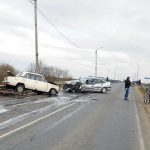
[133,86,150,150]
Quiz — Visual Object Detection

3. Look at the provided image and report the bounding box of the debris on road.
[0,83,37,98]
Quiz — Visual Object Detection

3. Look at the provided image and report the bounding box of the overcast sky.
[0,0,150,80]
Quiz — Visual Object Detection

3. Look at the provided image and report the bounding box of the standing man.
[138,79,141,86]
[124,77,131,100]
[106,77,109,82]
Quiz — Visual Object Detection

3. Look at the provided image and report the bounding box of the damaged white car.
[63,77,111,93]
[4,72,59,95]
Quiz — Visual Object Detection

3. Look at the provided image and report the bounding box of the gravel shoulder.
[134,86,150,149]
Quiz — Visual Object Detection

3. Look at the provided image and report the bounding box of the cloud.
[0,0,149,80]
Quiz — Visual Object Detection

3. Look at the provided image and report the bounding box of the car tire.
[101,88,107,93]
[49,88,57,96]
[16,84,25,93]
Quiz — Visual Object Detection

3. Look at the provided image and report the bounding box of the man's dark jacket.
[125,80,131,88]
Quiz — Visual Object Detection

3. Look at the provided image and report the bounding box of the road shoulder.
[134,86,150,150]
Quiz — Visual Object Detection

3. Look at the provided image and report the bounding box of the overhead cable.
[26,0,80,48]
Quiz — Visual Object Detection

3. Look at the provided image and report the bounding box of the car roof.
[80,77,105,80]
[79,77,107,83]
[22,72,43,77]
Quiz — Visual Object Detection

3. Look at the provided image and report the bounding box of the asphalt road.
[0,84,146,150]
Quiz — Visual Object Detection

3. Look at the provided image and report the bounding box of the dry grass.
[135,86,150,117]
[138,86,146,95]
[134,85,150,149]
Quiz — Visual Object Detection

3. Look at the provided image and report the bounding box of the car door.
[34,75,48,92]
[83,79,95,91]
[23,73,36,90]
[94,79,106,91]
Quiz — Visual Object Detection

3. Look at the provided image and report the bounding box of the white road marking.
[0,101,79,140]
[39,104,86,135]
[0,100,16,105]
[0,100,75,130]
[0,97,34,105]
[0,109,9,114]
[0,105,9,114]
[132,92,145,150]
[35,97,70,103]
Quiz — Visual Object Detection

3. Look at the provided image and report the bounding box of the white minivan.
[4,72,59,95]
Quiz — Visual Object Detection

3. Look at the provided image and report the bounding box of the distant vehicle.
[4,72,59,95]
[63,77,111,93]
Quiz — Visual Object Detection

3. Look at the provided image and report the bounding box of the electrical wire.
[26,0,80,48]
[26,0,98,54]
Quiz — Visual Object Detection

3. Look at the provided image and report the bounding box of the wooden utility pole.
[95,50,98,77]
[33,0,39,73]
[95,47,103,77]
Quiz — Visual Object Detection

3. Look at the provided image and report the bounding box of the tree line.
[0,61,72,83]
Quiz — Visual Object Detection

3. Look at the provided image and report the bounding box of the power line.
[26,0,80,48]
[26,0,98,54]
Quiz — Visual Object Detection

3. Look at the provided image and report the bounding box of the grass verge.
[134,85,150,116]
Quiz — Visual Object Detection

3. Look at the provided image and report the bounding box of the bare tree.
[27,61,72,82]
[0,63,16,83]
[27,60,45,75]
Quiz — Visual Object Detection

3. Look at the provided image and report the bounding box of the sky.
[0,0,150,81]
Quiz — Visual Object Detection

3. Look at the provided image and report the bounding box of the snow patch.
[0,105,9,114]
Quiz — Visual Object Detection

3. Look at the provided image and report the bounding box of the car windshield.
[16,72,24,77]
[79,78,88,83]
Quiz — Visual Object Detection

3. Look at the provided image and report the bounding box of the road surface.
[0,84,146,150]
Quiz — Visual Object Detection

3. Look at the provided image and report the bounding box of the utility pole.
[114,67,121,80]
[137,63,139,81]
[114,67,117,80]
[95,47,103,77]
[33,0,39,73]
[95,50,98,77]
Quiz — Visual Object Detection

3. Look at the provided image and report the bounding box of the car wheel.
[16,84,25,93]
[101,88,107,93]
[49,88,57,96]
